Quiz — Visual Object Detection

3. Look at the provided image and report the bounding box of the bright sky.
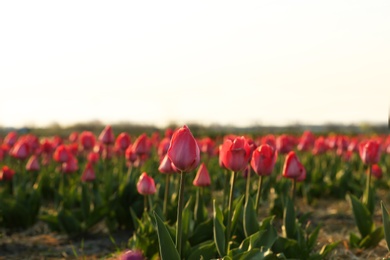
[0,1,389,128]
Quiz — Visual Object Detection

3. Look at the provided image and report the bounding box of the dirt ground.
[1,196,390,260]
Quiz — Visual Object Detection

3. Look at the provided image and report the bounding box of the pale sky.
[0,1,389,128]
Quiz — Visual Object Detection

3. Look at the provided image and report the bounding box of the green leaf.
[187,240,216,260]
[182,197,194,247]
[348,194,373,238]
[307,225,321,251]
[283,197,296,239]
[231,195,244,236]
[58,209,82,235]
[189,218,213,245]
[244,196,260,237]
[319,241,339,257]
[213,200,226,257]
[349,232,360,248]
[359,226,384,248]
[257,221,278,250]
[363,186,375,216]
[153,211,180,260]
[382,201,390,252]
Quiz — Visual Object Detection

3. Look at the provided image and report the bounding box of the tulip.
[167,125,200,257]
[282,151,305,202]
[87,151,100,164]
[219,136,251,172]
[68,131,79,143]
[137,172,156,213]
[371,164,382,179]
[53,145,70,163]
[157,137,171,159]
[276,134,293,154]
[79,131,96,151]
[115,132,131,151]
[193,163,211,187]
[98,125,115,145]
[359,140,381,165]
[11,140,30,160]
[119,249,144,260]
[0,166,15,181]
[62,155,78,174]
[26,155,40,171]
[132,133,151,158]
[167,125,200,172]
[312,136,327,155]
[158,154,177,215]
[251,144,277,212]
[4,131,18,147]
[81,162,96,182]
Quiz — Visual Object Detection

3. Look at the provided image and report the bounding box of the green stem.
[223,169,229,211]
[366,165,372,197]
[176,171,186,257]
[163,174,171,216]
[245,167,251,205]
[291,178,296,204]
[255,175,264,214]
[226,171,237,253]
[144,195,148,212]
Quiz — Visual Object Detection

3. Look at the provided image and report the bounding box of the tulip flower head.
[359,140,381,165]
[53,144,70,163]
[167,125,200,172]
[282,151,305,179]
[158,154,178,174]
[371,164,383,179]
[11,140,30,160]
[137,172,156,195]
[81,162,96,182]
[193,163,211,187]
[251,144,277,176]
[98,125,115,145]
[0,166,15,181]
[26,155,40,171]
[115,132,131,151]
[220,136,251,172]
[79,131,96,151]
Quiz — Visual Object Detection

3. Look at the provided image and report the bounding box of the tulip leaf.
[283,197,296,239]
[244,196,260,237]
[381,201,390,252]
[187,240,216,260]
[213,200,226,257]
[359,226,384,249]
[231,195,244,236]
[348,194,373,238]
[363,186,375,216]
[153,211,180,260]
[189,218,213,245]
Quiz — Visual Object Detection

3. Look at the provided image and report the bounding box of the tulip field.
[0,125,390,259]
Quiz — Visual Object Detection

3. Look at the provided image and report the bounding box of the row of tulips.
[0,125,389,259]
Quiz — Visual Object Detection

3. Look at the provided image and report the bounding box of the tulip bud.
[81,162,96,182]
[359,140,381,165]
[250,144,277,176]
[26,155,40,171]
[220,136,251,172]
[137,172,156,195]
[167,125,200,172]
[98,125,115,145]
[193,163,211,187]
[0,166,15,181]
[282,151,305,179]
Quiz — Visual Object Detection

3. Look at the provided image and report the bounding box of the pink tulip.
[282,151,305,179]
[137,172,156,195]
[193,163,211,187]
[251,144,277,176]
[219,136,251,172]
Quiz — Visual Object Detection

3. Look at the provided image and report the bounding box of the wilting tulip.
[80,131,96,151]
[167,125,200,172]
[115,132,131,151]
[98,125,115,145]
[119,249,144,260]
[0,166,15,181]
[26,155,40,171]
[193,163,211,187]
[371,164,382,179]
[53,145,70,163]
[220,136,251,172]
[359,140,381,165]
[81,162,96,182]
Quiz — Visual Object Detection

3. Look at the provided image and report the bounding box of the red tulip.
[4,131,18,147]
[132,133,151,157]
[0,166,15,181]
[62,155,78,173]
[359,140,381,165]
[81,162,96,182]
[220,136,251,172]
[10,140,30,160]
[125,145,137,163]
[199,137,215,157]
[312,136,327,155]
[87,151,100,164]
[41,138,54,154]
[193,163,211,187]
[26,155,40,171]
[80,131,96,151]
[259,134,276,150]
[250,144,277,176]
[282,151,305,179]
[158,154,178,174]
[115,132,131,151]
[157,137,171,159]
[297,131,315,152]
[137,172,156,195]
[371,164,382,179]
[53,144,70,163]
[69,132,79,142]
[276,134,293,154]
[98,125,115,145]
[167,125,200,172]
